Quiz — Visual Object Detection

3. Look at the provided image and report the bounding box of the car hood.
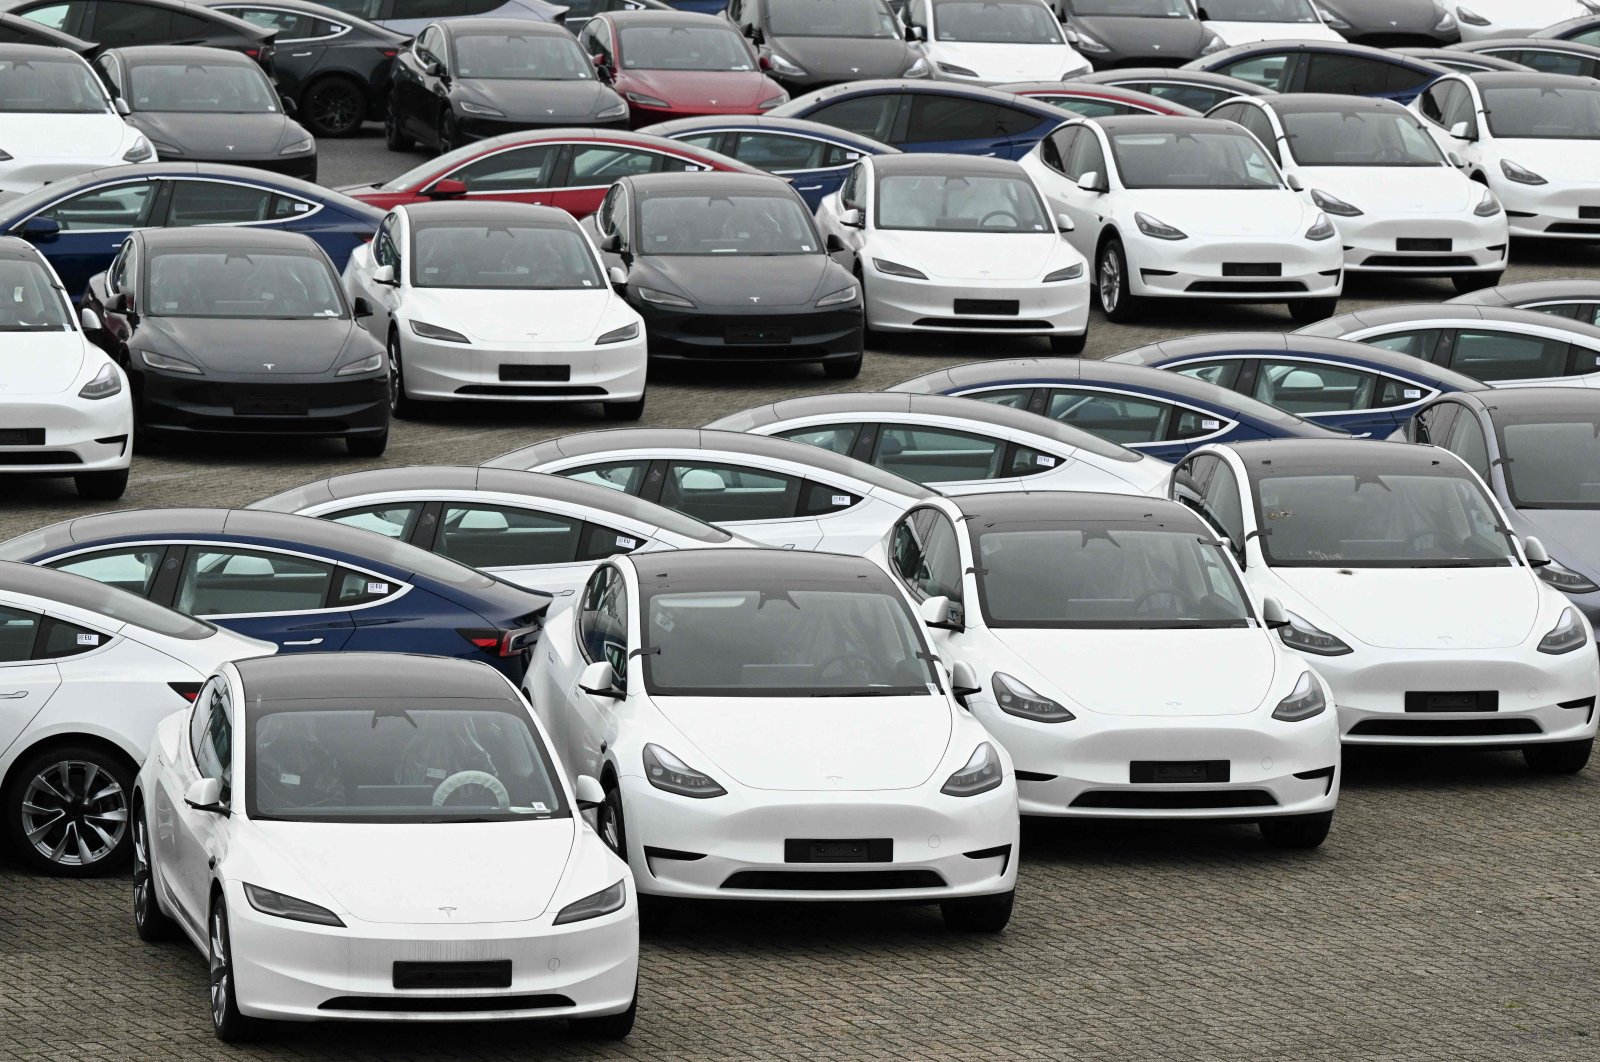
[773,36,916,79]
[1486,138,1600,184]
[992,627,1278,716]
[128,111,299,157]
[251,818,575,924]
[620,68,778,109]
[1294,165,1477,213]
[454,78,621,122]
[1124,188,1313,237]
[652,695,952,790]
[2,113,128,160]
[0,331,89,394]
[138,316,357,375]
[1075,16,1209,58]
[930,41,1085,80]
[1204,21,1344,47]
[1273,566,1542,649]
[1514,508,1600,578]
[872,229,1066,281]
[403,287,614,343]
[1318,0,1438,33]
[641,253,832,308]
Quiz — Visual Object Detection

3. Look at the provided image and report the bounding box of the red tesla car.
[339,127,760,218]
[575,10,788,127]
[993,82,1202,119]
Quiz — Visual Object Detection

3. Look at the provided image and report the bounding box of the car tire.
[209,898,255,1043]
[388,331,421,419]
[1452,271,1502,295]
[1523,738,1592,774]
[346,431,388,458]
[823,353,863,379]
[1286,298,1338,325]
[132,803,176,942]
[75,468,128,500]
[941,888,1014,933]
[1095,238,1137,323]
[1049,332,1086,356]
[571,985,637,1040]
[4,744,134,877]
[384,98,412,151]
[1258,811,1333,849]
[302,75,365,138]
[438,112,459,156]
[603,396,646,421]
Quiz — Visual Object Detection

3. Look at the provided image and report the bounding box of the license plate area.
[953,298,1019,315]
[499,364,570,382]
[1397,237,1451,251]
[1222,262,1281,277]
[1130,760,1230,784]
[725,324,791,344]
[1580,207,1600,219]
[784,838,892,863]
[234,397,307,416]
[0,428,44,445]
[1404,691,1498,713]
[393,960,511,990]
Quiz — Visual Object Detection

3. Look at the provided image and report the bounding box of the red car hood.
[618,68,779,110]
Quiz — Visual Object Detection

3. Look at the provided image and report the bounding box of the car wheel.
[384,98,413,151]
[1452,271,1502,295]
[438,111,458,156]
[941,888,1014,933]
[1096,238,1137,323]
[1523,738,1592,774]
[132,803,176,942]
[303,75,365,138]
[1286,298,1339,325]
[345,431,388,458]
[209,898,255,1042]
[1258,811,1333,849]
[74,468,128,500]
[603,396,646,421]
[388,331,421,419]
[1049,332,1086,356]
[823,352,863,379]
[570,984,638,1040]
[4,745,133,876]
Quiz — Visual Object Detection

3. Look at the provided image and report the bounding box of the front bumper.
[401,331,648,404]
[0,394,131,475]
[226,881,637,1023]
[637,303,862,364]
[864,269,1090,336]
[1492,175,1600,240]
[1335,211,1508,274]
[1125,232,1345,301]
[618,774,1018,902]
[138,367,388,439]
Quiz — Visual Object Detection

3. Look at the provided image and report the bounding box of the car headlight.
[243,883,345,927]
[596,101,628,120]
[757,95,787,110]
[905,55,931,78]
[456,100,505,117]
[938,62,979,77]
[142,349,202,375]
[643,743,726,798]
[551,879,627,925]
[77,362,122,400]
[1279,611,1353,656]
[1538,607,1589,655]
[1201,33,1226,55]
[1073,30,1111,55]
[1473,188,1501,216]
[1456,6,1489,25]
[596,321,640,344]
[1042,263,1084,282]
[940,742,1003,797]
[1272,670,1327,722]
[1433,5,1457,31]
[279,137,314,156]
[410,319,469,343]
[815,283,858,307]
[0,148,12,161]
[1135,212,1187,240]
[1317,6,1352,30]
[1305,212,1336,240]
[636,286,694,308]
[992,672,1075,723]
[335,351,383,376]
[767,52,805,77]
[873,258,927,279]
[123,135,154,162]
[625,91,669,107]
[1500,159,1547,185]
[1539,559,1600,594]
[1311,189,1362,217]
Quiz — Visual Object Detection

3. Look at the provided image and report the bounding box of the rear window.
[1,560,216,640]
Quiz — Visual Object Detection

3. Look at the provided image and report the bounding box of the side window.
[1301,53,1400,95]
[577,523,646,561]
[35,180,158,231]
[451,144,559,192]
[1418,82,1447,123]
[167,10,221,37]
[1571,344,1600,377]
[434,505,583,569]
[1218,54,1293,92]
[969,387,1034,410]
[797,480,859,516]
[873,425,1005,484]
[577,565,629,681]
[1365,328,1440,360]
[34,616,110,659]
[325,503,423,540]
[229,8,317,38]
[108,242,132,293]
[808,94,898,142]
[566,145,664,185]
[415,25,442,64]
[560,460,649,494]
[1045,388,1172,444]
[1444,410,1492,480]
[1414,401,1460,445]
[165,181,280,227]
[332,569,399,607]
[19,3,83,31]
[0,605,41,663]
[840,162,863,207]
[675,132,724,152]
[1237,107,1279,164]
[1209,103,1247,126]
[904,97,1017,144]
[1065,128,1105,181]
[89,2,175,44]
[192,683,233,800]
[773,423,860,455]
[1173,452,1218,510]
[175,549,336,616]
[1448,330,1571,382]
[1439,82,1476,136]
[1140,81,1230,112]
[1039,125,1075,174]
[50,547,165,598]
[1501,49,1589,77]
[1001,445,1066,478]
[1172,408,1231,440]
[890,509,963,604]
[731,132,828,172]
[1372,376,1430,408]
[659,462,802,523]
[1050,97,1135,119]
[374,217,401,271]
[1172,359,1242,390]
[1253,359,1377,414]
[595,184,620,235]
[1203,463,1247,553]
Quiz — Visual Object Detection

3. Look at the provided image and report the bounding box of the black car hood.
[771,36,916,80]
[1317,0,1439,34]
[639,253,837,309]
[136,316,362,376]
[1075,16,1210,59]
[130,112,302,159]
[452,78,622,122]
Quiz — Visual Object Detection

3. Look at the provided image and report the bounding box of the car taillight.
[459,626,539,657]
[168,682,202,703]
[245,47,259,58]
[380,48,398,58]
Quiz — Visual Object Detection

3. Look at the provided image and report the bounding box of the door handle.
[291,50,313,57]
[281,638,324,646]
[0,691,27,699]
[797,185,822,191]
[982,152,997,157]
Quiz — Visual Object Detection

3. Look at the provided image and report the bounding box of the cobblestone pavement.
[2,133,1598,1061]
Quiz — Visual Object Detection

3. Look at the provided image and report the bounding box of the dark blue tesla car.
[1107,333,1488,439]
[0,163,383,299]
[767,79,1067,160]
[0,508,549,680]
[641,115,898,209]
[889,357,1350,462]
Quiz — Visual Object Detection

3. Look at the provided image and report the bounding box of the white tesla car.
[343,201,648,421]
[1192,0,1344,46]
[0,561,272,877]
[0,237,131,500]
[0,43,153,193]
[1411,71,1600,242]
[704,392,1172,495]
[1020,115,1344,323]
[903,0,1091,84]
[813,153,1090,352]
[873,491,1340,847]
[132,653,638,1041]
[1453,0,1595,41]
[1171,439,1600,772]
[1205,94,1508,292]
[523,548,1020,929]
[484,427,936,554]
[250,464,756,605]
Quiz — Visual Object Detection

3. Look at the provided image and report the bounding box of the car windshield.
[875,173,1053,232]
[453,32,594,80]
[1253,468,1518,567]
[1483,84,1600,140]
[127,62,278,113]
[247,701,567,823]
[637,192,819,254]
[619,25,754,71]
[146,251,345,319]
[641,585,939,696]
[767,0,901,37]
[1281,109,1443,166]
[934,0,1063,43]
[1069,0,1191,16]
[0,258,72,331]
[1110,129,1283,188]
[1199,0,1318,22]
[974,522,1254,628]
[1496,412,1600,510]
[411,222,604,289]
[0,56,109,114]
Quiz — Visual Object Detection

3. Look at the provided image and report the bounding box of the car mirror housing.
[600,230,621,253]
[19,216,61,242]
[351,296,372,318]
[920,594,964,633]
[949,660,981,706]
[1447,150,1465,168]
[607,264,627,288]
[579,660,624,699]
[574,774,605,810]
[114,97,130,116]
[184,777,228,815]
[1448,120,1475,141]
[1261,596,1290,630]
[1076,170,1106,193]
[839,207,864,228]
[371,264,396,286]
[1055,211,1074,232]
[106,291,131,314]
[1524,536,1552,569]
[79,307,102,332]
[426,177,467,199]
[825,232,848,252]
[1286,174,1302,192]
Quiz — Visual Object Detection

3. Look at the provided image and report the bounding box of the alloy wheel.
[132,816,151,926]
[21,759,127,868]
[209,908,229,1029]
[1098,249,1121,314]
[309,80,360,135]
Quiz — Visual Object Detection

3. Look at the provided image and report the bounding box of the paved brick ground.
[2,133,1599,1061]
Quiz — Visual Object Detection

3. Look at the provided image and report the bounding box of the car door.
[548,143,703,219]
[1248,356,1400,437]
[728,130,861,208]
[350,211,402,336]
[1300,51,1424,102]
[899,93,1020,157]
[0,605,62,757]
[168,677,233,926]
[650,459,823,549]
[440,141,564,205]
[395,25,446,139]
[1213,50,1299,93]
[16,178,165,298]
[170,545,357,652]
[1049,125,1105,260]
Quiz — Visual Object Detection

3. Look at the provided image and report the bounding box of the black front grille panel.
[1349,718,1540,737]
[912,317,1055,330]
[1396,237,1451,252]
[1186,280,1306,293]
[393,960,511,990]
[721,870,945,890]
[1404,691,1499,713]
[1072,790,1277,810]
[320,993,572,1013]
[953,298,1020,315]
[1580,207,1600,219]
[1222,262,1281,277]
[499,364,570,382]
[1545,222,1600,235]
[0,451,79,465]
[0,428,45,445]
[783,838,893,864]
[1362,254,1479,269]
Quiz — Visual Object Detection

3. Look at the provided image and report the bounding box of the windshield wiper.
[806,689,902,697]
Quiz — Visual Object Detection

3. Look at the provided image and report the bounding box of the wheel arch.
[2,731,140,804]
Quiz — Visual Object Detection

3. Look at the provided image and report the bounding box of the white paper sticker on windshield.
[530,802,548,813]
[831,494,850,506]
[616,535,639,549]
[926,683,939,695]
[656,612,675,632]
[366,581,389,595]
[76,633,99,646]
[1404,388,1422,398]
[1202,419,1221,430]
[280,773,300,786]
[1036,454,1057,467]
[426,767,446,780]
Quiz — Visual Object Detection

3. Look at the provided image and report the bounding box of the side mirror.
[425,60,445,78]
[1448,120,1474,140]
[1447,151,1465,168]
[751,27,764,45]
[184,777,228,815]
[949,660,980,706]
[825,232,847,252]
[920,594,964,633]
[114,97,130,116]
[1524,536,1552,569]
[1055,211,1074,232]
[79,307,102,332]
[579,660,624,699]
[106,291,130,314]
[1261,596,1290,630]
[607,264,627,288]
[351,296,372,318]
[426,177,467,198]
[575,774,605,811]
[839,206,863,228]
[371,263,397,286]
[600,230,621,253]
[19,216,60,242]
[279,94,297,115]
[905,24,926,42]
[1285,174,1302,192]
[1076,170,1105,193]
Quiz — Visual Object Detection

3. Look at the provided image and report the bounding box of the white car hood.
[1295,166,1477,215]
[931,41,1083,81]
[1204,21,1343,46]
[1273,566,1542,650]
[403,287,614,344]
[1486,137,1600,185]
[871,230,1064,281]
[1124,189,1312,238]
[1469,0,1589,33]
[2,332,90,395]
[0,113,127,161]
[252,818,576,924]
[992,628,1278,716]
[653,695,951,790]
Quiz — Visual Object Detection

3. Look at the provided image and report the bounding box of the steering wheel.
[978,210,1019,229]
[1132,588,1200,616]
[432,770,510,810]
[818,652,880,683]
[1406,529,1465,555]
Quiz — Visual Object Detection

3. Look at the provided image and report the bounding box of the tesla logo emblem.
[262,362,275,370]
[546,108,555,114]
[1438,635,1453,645]
[438,906,456,917]
[979,269,990,276]
[709,99,718,105]
[1152,44,1161,50]
[225,145,235,151]
[749,295,761,303]
[527,331,539,337]
[1165,700,1181,710]
[850,67,859,73]
[825,775,843,786]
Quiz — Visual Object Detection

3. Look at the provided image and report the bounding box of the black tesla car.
[386,17,627,153]
[725,0,926,92]
[3,0,279,68]
[80,227,389,455]
[0,11,94,49]
[96,45,318,180]
[581,170,864,377]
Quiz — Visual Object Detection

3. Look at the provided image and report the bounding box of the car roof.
[996,81,1203,115]
[0,12,94,51]
[235,652,515,703]
[776,79,1062,118]
[1394,47,1527,71]
[640,114,900,154]
[868,152,1023,177]
[398,200,576,227]
[946,489,1204,529]
[1220,438,1464,475]
[1457,36,1600,56]
[197,0,407,40]
[109,44,252,63]
[0,40,89,60]
[1462,70,1599,90]
[609,9,731,27]
[134,226,322,252]
[624,170,794,196]
[1192,39,1445,70]
[1086,115,1244,136]
[1108,331,1489,390]
[1449,279,1600,306]
[1078,67,1277,93]
[1254,93,1408,115]
[0,558,209,633]
[621,546,893,589]
[1447,386,1600,418]
[85,0,274,39]
[1300,302,1600,345]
